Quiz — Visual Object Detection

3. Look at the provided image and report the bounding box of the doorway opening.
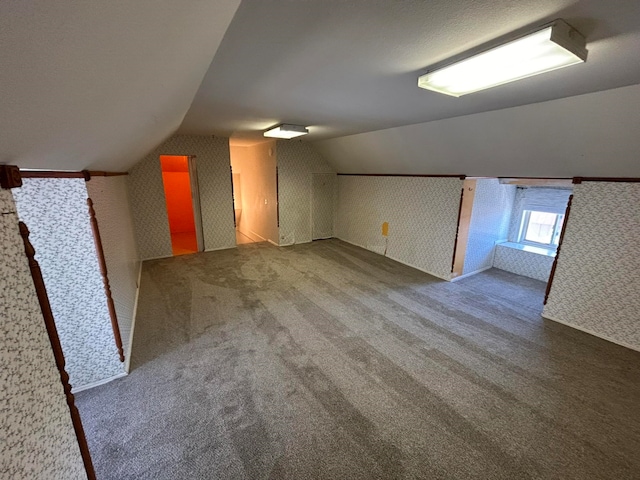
[451,178,573,309]
[160,155,204,255]
[229,139,279,246]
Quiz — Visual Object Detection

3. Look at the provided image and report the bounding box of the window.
[519,210,565,247]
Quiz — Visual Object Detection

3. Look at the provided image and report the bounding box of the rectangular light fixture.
[263,124,309,139]
[417,19,587,97]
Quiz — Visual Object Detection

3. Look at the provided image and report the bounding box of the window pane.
[524,211,557,245]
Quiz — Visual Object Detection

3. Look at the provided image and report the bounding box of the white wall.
[86,176,141,368]
[13,178,125,390]
[543,182,640,351]
[0,188,87,479]
[463,179,514,275]
[277,140,336,245]
[230,141,279,243]
[337,176,462,280]
[128,135,236,259]
[315,84,640,178]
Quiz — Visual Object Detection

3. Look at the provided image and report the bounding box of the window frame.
[518,209,565,249]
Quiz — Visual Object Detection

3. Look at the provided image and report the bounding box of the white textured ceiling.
[181,0,640,143]
[3,0,640,173]
[0,0,241,171]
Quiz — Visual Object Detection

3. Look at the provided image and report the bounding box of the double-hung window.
[513,187,572,251]
[519,210,565,248]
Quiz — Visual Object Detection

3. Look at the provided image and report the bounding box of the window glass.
[521,210,564,246]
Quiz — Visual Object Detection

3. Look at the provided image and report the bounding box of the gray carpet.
[76,239,640,480]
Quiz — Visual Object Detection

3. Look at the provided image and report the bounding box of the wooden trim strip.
[20,170,128,179]
[451,187,465,273]
[276,166,280,228]
[573,177,640,184]
[87,198,125,362]
[337,173,466,179]
[544,194,573,305]
[18,221,97,480]
[0,165,23,189]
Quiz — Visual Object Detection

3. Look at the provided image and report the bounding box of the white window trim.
[517,209,564,250]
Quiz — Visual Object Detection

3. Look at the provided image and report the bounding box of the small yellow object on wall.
[382,222,389,237]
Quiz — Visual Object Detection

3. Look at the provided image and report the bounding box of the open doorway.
[229,139,279,246]
[160,155,204,255]
[451,178,573,309]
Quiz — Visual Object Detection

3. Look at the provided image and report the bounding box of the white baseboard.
[386,253,450,281]
[141,254,173,261]
[268,239,279,247]
[204,245,237,252]
[73,372,127,393]
[247,229,266,242]
[450,266,493,282]
[124,261,143,373]
[336,237,450,282]
[542,314,640,353]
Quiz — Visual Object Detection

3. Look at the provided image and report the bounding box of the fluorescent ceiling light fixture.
[418,19,587,97]
[263,124,309,139]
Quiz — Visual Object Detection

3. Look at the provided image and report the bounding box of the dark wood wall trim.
[573,177,640,184]
[20,170,128,179]
[18,221,97,480]
[0,165,23,189]
[337,173,466,179]
[276,166,280,228]
[544,194,573,305]
[87,198,125,363]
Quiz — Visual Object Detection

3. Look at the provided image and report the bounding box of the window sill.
[497,241,557,258]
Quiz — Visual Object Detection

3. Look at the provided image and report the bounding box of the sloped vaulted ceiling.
[0,0,241,172]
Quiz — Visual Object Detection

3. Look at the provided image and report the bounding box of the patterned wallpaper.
[312,173,336,240]
[13,178,125,389]
[86,176,141,363]
[493,244,554,282]
[463,179,514,275]
[543,182,640,350]
[336,176,463,280]
[0,189,86,479]
[276,140,336,245]
[128,135,236,259]
[128,144,172,259]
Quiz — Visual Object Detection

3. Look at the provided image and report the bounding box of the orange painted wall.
[160,156,196,234]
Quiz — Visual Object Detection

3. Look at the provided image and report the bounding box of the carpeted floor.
[170,231,198,256]
[75,239,640,480]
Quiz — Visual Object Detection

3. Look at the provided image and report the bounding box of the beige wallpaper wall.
[312,173,336,240]
[128,135,236,259]
[0,188,86,479]
[13,179,126,390]
[230,140,278,243]
[336,176,463,280]
[543,182,640,351]
[276,140,336,245]
[86,176,141,365]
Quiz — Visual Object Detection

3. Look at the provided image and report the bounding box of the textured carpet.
[76,239,640,480]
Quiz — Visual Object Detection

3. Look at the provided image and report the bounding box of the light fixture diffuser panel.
[264,124,309,139]
[418,20,587,97]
